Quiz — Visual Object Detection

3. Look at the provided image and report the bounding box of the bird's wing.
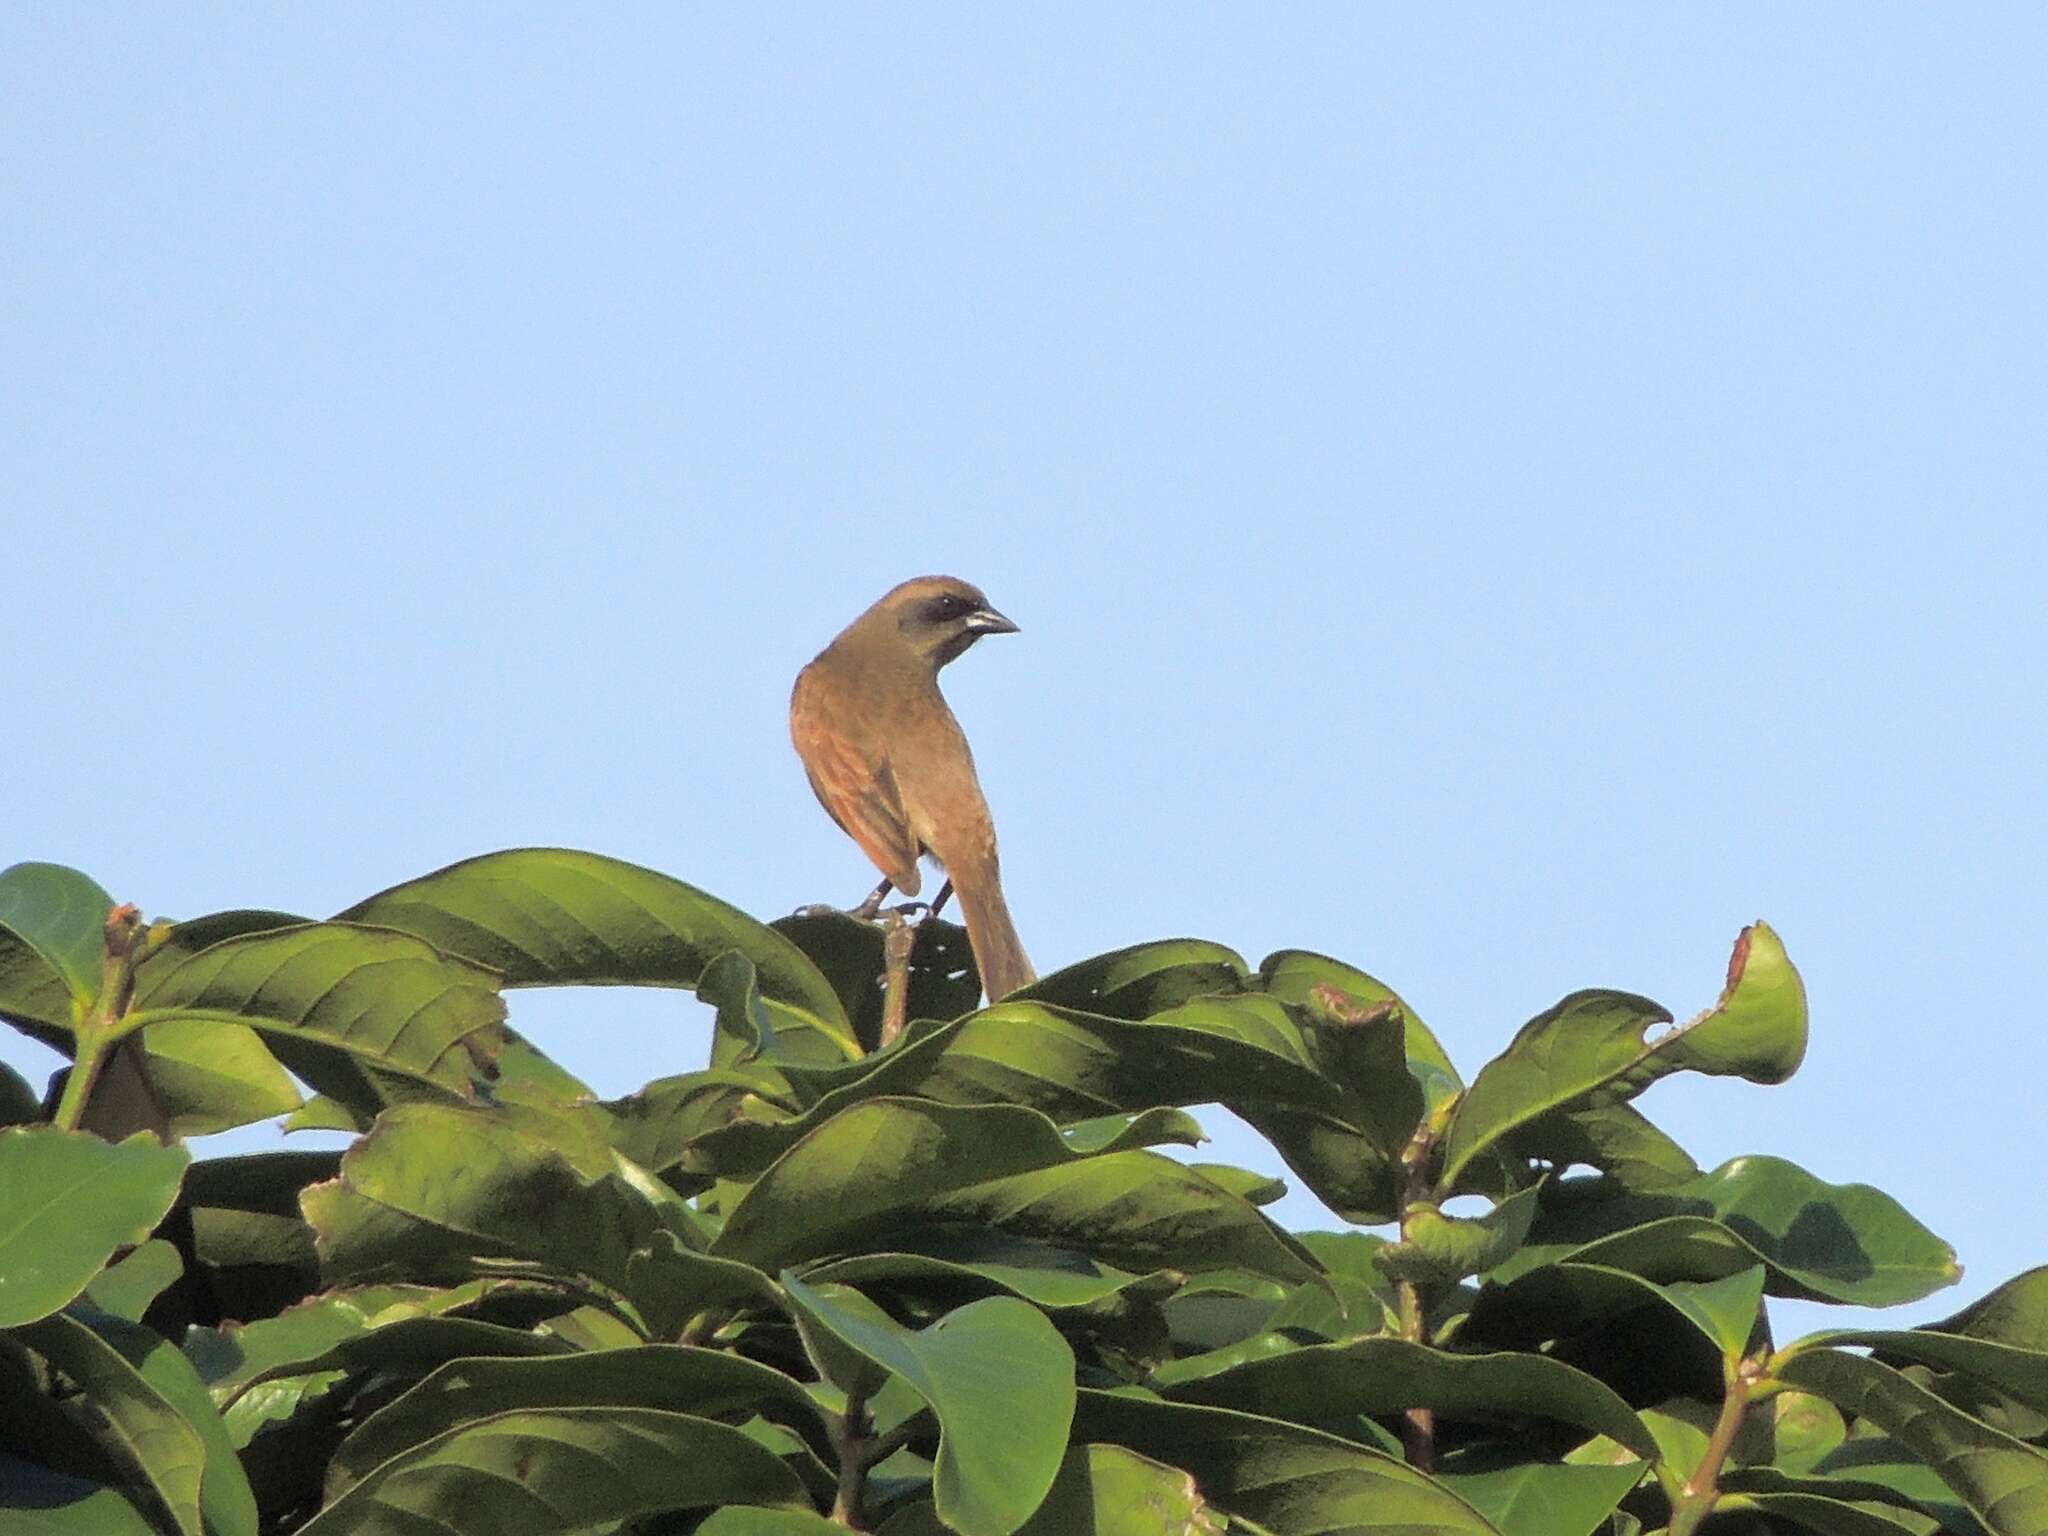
[798,730,922,893]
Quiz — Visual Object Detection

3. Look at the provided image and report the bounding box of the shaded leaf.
[300,1103,742,1337]
[1506,1103,1701,1191]
[783,1274,1076,1536]
[804,1232,1176,1312]
[1160,1336,1658,1458]
[1775,1346,2048,1536]
[0,1128,189,1328]
[0,1452,159,1536]
[1497,1157,1960,1306]
[0,1058,42,1125]
[1930,1267,2048,1351]
[1016,940,1249,1019]
[701,1510,848,1536]
[1072,1390,1502,1535]
[1809,1326,2048,1417]
[711,1099,1317,1286]
[295,1407,810,1535]
[325,1346,827,1496]
[685,1001,1342,1183]
[771,910,983,1048]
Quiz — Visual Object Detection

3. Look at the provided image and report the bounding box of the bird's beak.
[965,606,1019,635]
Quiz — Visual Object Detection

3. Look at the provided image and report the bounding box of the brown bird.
[790,575,1036,1001]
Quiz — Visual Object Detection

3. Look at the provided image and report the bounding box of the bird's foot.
[849,877,896,921]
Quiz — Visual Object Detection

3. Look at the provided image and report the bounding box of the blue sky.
[6,8,2043,1335]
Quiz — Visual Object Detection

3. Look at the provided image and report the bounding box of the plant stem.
[830,1386,874,1529]
[1669,1360,1757,1536]
[878,912,915,1050]
[1396,1275,1435,1471]
[53,906,147,1133]
[1394,1115,1439,1471]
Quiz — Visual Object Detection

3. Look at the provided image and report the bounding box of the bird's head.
[872,575,1020,669]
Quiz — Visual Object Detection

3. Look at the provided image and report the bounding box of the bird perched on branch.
[790,575,1036,1001]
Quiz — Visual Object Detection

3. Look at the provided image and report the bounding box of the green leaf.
[1469,1261,1766,1365]
[178,1150,335,1322]
[17,1306,257,1536]
[482,1027,595,1110]
[0,1127,189,1327]
[1804,1326,2048,1417]
[325,1346,829,1497]
[1256,947,1463,1092]
[186,1283,570,1447]
[712,1099,1318,1286]
[1661,1265,1768,1365]
[1436,1460,1648,1536]
[1379,1184,1543,1285]
[1060,1108,1207,1155]
[1017,1443,1224,1535]
[804,1232,1176,1312]
[0,863,116,1007]
[1016,939,1249,1019]
[1184,1163,1287,1206]
[1497,1156,1960,1306]
[701,1511,849,1536]
[783,1274,1077,1536]
[1929,1266,2048,1350]
[295,1406,810,1535]
[300,1103,737,1336]
[1775,1347,2048,1536]
[82,1239,183,1323]
[1714,1487,1938,1536]
[0,1058,43,1125]
[338,846,854,1044]
[1440,923,1806,1192]
[124,1016,303,1136]
[0,1453,160,1536]
[1072,1390,1502,1535]
[1160,1336,1659,1458]
[131,922,508,1113]
[772,910,984,1046]
[684,1001,1342,1183]
[1506,1102,1702,1191]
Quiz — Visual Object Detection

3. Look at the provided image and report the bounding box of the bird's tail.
[953,859,1036,1001]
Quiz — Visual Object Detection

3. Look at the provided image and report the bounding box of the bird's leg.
[927,880,955,919]
[851,877,894,921]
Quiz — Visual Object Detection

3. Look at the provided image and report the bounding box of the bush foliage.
[0,849,2042,1536]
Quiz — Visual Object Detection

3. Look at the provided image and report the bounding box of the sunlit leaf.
[784,1274,1075,1536]
[17,1306,256,1536]
[1441,923,1806,1192]
[339,847,853,1048]
[0,1127,188,1327]
[0,863,116,1007]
